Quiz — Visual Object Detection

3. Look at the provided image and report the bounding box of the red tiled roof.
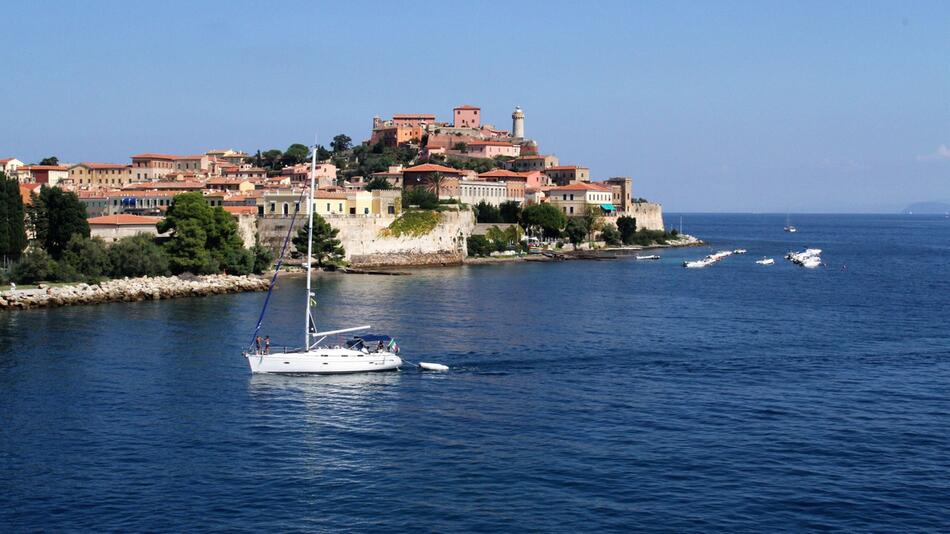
[0,158,15,164]
[76,162,128,170]
[87,214,162,225]
[544,165,587,171]
[468,141,514,147]
[207,177,253,184]
[123,181,204,190]
[453,104,480,110]
[479,169,522,178]
[393,114,435,119]
[222,206,258,215]
[175,155,206,160]
[131,153,177,160]
[19,165,69,171]
[402,163,462,174]
[548,182,611,192]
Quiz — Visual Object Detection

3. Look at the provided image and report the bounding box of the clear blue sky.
[2,0,947,212]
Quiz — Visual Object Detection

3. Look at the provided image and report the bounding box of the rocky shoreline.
[0,274,270,310]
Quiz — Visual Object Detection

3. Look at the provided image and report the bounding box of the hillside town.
[1,105,667,269]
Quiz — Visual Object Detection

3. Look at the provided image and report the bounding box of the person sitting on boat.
[376,340,385,353]
[255,336,262,355]
[264,336,270,354]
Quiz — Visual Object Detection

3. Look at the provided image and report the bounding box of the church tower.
[512,106,525,139]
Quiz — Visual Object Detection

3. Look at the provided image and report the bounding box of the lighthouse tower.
[512,106,525,140]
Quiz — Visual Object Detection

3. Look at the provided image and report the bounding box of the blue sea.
[1,214,949,532]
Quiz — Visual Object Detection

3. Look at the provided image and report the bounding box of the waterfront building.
[205,149,249,166]
[69,162,133,188]
[401,163,463,198]
[465,141,521,159]
[545,182,614,217]
[259,188,400,218]
[543,165,590,186]
[458,180,508,207]
[603,177,635,215]
[15,165,69,186]
[281,162,337,187]
[203,177,257,192]
[131,153,177,182]
[87,214,164,242]
[511,154,559,172]
[0,157,24,175]
[453,105,481,128]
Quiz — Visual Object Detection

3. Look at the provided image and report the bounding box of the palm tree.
[424,172,445,198]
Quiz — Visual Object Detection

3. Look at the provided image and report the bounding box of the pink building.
[466,141,521,159]
[453,105,480,128]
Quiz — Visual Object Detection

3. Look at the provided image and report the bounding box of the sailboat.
[243,144,402,374]
[784,213,797,233]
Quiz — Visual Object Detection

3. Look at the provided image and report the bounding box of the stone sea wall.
[258,210,476,268]
[0,275,269,310]
[628,202,665,231]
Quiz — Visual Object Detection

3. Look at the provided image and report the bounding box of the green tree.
[108,233,170,277]
[250,243,274,274]
[364,177,394,191]
[582,206,604,244]
[292,213,345,268]
[474,201,502,223]
[0,171,28,263]
[316,145,332,161]
[158,193,245,274]
[402,188,438,210]
[601,223,622,246]
[282,143,310,167]
[9,248,57,284]
[331,134,352,153]
[564,218,587,250]
[39,156,59,166]
[424,172,446,198]
[260,149,283,170]
[521,203,567,239]
[61,235,112,280]
[33,185,89,258]
[466,235,493,257]
[617,215,638,245]
[499,200,521,224]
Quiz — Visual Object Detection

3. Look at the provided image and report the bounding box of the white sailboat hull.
[246,348,402,374]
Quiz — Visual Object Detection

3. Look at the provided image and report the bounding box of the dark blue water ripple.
[1,213,949,532]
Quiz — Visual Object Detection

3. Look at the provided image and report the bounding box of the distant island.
[901,201,950,214]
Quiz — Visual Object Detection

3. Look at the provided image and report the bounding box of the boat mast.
[305,139,317,350]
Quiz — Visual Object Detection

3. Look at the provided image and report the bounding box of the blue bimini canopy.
[353,334,393,343]
[600,203,616,211]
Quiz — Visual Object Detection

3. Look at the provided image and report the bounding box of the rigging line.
[247,188,309,351]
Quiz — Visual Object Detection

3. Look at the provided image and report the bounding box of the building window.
[569,207,574,214]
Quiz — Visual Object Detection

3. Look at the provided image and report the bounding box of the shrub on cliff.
[381,210,441,238]
[474,201,502,223]
[499,201,521,224]
[293,213,345,267]
[402,188,439,210]
[108,234,170,278]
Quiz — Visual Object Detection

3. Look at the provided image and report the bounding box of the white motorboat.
[683,259,711,268]
[786,248,822,268]
[636,254,661,260]
[733,248,747,254]
[243,144,402,374]
[755,258,775,265]
[784,213,797,232]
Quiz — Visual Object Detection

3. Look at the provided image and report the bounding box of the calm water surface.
[2,214,949,532]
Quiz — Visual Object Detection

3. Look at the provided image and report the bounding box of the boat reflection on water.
[248,370,403,402]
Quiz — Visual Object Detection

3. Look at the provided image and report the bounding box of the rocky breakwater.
[0,274,270,310]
